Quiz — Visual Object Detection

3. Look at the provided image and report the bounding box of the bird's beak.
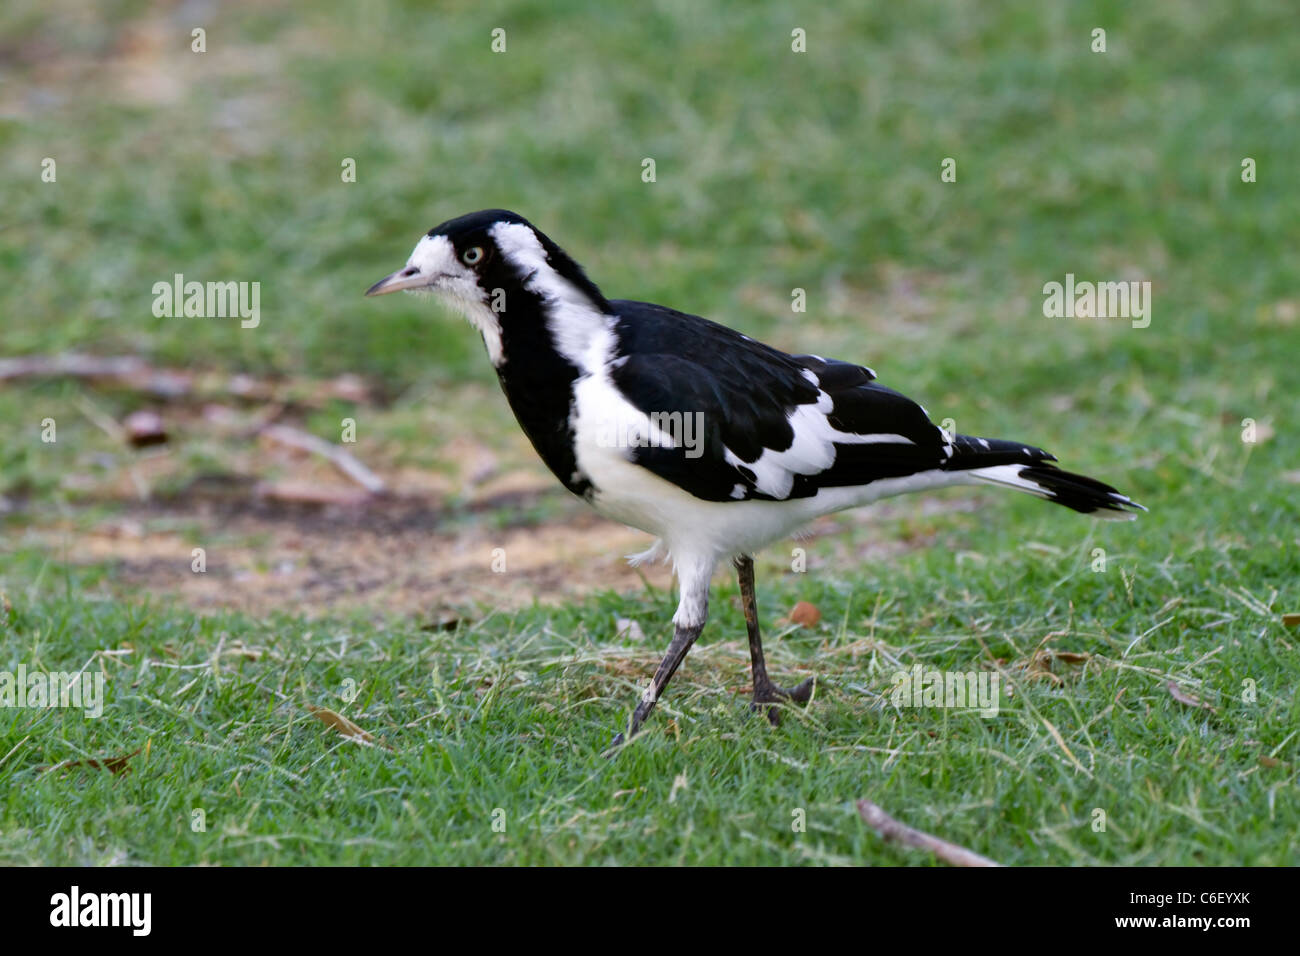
[365,266,429,297]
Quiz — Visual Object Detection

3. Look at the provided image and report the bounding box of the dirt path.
[28,484,676,621]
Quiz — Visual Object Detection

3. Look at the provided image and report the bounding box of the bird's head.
[365,210,611,367]
[368,207,606,305]
[364,209,523,301]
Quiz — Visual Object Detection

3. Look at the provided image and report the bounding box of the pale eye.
[461,246,484,265]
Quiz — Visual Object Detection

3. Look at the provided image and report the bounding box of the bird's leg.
[735,555,815,726]
[609,620,704,748]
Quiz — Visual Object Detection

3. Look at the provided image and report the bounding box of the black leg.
[608,621,704,748]
[735,555,815,725]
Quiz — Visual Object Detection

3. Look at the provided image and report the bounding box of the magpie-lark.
[367,209,1145,746]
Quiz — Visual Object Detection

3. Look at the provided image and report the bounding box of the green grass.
[2,0,1299,864]
[2,529,1296,866]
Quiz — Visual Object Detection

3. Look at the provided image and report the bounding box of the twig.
[0,353,371,407]
[259,423,386,494]
[856,798,1003,867]
[0,354,191,397]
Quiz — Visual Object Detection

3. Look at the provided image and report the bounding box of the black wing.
[607,300,953,502]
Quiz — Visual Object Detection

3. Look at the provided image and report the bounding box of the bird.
[366,209,1145,746]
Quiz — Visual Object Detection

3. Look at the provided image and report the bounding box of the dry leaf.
[1165,681,1216,712]
[1281,613,1300,629]
[1259,756,1281,768]
[39,748,142,776]
[307,705,388,748]
[789,601,821,628]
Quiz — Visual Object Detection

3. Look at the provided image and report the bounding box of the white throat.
[408,234,505,366]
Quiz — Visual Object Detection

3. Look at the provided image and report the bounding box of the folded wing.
[608,300,953,502]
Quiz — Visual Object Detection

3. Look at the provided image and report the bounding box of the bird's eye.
[462,246,484,265]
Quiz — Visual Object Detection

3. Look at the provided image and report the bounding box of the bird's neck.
[487,272,618,499]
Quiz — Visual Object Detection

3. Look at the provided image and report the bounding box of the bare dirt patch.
[31,484,675,620]
[24,476,962,622]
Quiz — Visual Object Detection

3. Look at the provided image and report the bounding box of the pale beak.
[365,266,430,297]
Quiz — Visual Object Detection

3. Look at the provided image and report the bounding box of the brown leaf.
[307,705,371,740]
[1259,756,1281,768]
[39,748,142,776]
[307,705,391,749]
[1281,613,1300,629]
[1165,681,1217,712]
[789,601,821,628]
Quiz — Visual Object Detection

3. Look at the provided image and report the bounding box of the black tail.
[942,433,1146,519]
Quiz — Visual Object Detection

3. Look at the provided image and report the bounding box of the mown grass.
[2,521,1295,866]
[2,0,1298,864]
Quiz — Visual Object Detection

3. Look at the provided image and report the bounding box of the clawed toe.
[786,676,816,703]
[750,675,817,725]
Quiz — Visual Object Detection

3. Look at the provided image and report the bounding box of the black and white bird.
[366,209,1144,745]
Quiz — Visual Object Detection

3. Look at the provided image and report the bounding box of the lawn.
[0,0,1297,865]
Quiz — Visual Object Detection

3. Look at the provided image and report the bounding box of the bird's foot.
[605,696,654,753]
[751,675,817,726]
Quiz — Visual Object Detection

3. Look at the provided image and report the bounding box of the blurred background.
[4,0,1296,614]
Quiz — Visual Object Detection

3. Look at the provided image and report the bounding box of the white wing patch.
[724,379,915,500]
